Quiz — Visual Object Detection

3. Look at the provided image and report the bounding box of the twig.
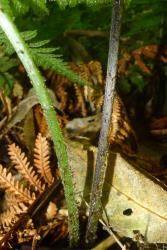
[0,6,79,246]
[85,0,124,244]
[99,219,126,250]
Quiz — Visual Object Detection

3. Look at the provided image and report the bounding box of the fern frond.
[31,47,57,54]
[74,84,87,117]
[4,193,27,211]
[33,53,91,87]
[56,0,111,8]
[28,0,49,16]
[0,30,15,55]
[34,134,54,186]
[0,165,36,204]
[0,195,27,228]
[4,194,27,217]
[21,30,37,41]
[0,27,91,87]
[0,201,26,229]
[29,39,53,48]
[10,0,28,17]
[0,29,37,55]
[0,55,18,72]
[1,0,48,18]
[8,144,45,193]
[0,0,13,16]
[0,209,18,228]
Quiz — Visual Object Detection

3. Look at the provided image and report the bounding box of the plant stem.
[85,0,124,244]
[0,5,79,246]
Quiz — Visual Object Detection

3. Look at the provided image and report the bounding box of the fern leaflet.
[8,144,45,193]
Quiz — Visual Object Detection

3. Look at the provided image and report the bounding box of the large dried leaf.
[66,140,167,243]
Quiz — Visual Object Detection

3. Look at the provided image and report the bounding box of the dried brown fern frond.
[54,74,69,111]
[74,84,87,117]
[77,62,91,82]
[109,94,137,153]
[45,60,104,116]
[83,61,104,112]
[0,165,36,204]
[0,200,27,229]
[87,60,104,86]
[0,134,64,248]
[34,133,54,186]
[4,193,27,213]
[0,209,18,228]
[8,144,45,193]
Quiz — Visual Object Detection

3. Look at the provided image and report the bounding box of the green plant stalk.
[85,0,123,244]
[0,5,79,246]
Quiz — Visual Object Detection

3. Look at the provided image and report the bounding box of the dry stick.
[99,219,126,250]
[85,0,124,244]
[0,6,79,246]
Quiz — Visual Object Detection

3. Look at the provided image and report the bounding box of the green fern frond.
[29,38,92,86]
[0,53,19,96]
[21,30,37,41]
[0,30,14,55]
[10,0,29,17]
[124,0,166,47]
[1,0,48,18]
[127,12,162,36]
[29,39,58,54]
[0,55,18,72]
[55,0,112,8]
[28,0,49,16]
[29,39,52,48]
[0,72,15,96]
[30,47,57,54]
[0,28,92,87]
[33,53,92,87]
[0,0,13,17]
[0,29,37,55]
[56,0,80,8]
[84,0,111,6]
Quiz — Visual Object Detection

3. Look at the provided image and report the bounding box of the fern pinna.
[0,133,65,243]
